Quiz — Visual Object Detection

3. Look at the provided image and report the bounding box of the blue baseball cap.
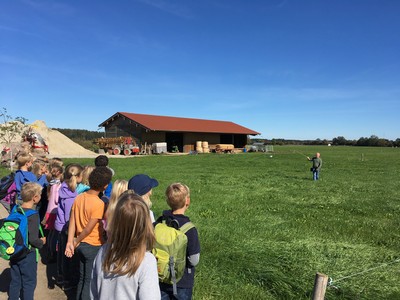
[128,174,159,196]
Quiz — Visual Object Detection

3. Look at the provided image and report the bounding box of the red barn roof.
[99,112,260,135]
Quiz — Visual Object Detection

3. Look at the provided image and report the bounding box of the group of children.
[7,153,200,300]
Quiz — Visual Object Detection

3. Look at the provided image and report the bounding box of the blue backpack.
[0,205,42,261]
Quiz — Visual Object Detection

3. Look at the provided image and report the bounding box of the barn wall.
[183,133,221,145]
[104,117,142,138]
[141,131,166,144]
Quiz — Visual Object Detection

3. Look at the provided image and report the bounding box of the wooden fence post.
[312,272,328,300]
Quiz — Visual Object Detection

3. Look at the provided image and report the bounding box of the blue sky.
[1,0,399,140]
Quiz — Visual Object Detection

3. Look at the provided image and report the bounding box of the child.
[128,174,159,222]
[65,166,113,300]
[44,164,64,262]
[104,179,128,231]
[90,192,160,299]
[31,159,49,188]
[46,157,64,183]
[94,155,114,198]
[9,182,46,300]
[54,163,83,290]
[76,165,95,194]
[14,151,37,202]
[159,183,200,300]
[31,159,49,221]
[49,157,64,169]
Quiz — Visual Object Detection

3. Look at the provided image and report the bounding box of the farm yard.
[1,145,400,299]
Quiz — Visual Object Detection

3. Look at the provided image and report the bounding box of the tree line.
[53,128,104,151]
[252,135,400,147]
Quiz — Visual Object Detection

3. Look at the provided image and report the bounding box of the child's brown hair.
[165,183,190,211]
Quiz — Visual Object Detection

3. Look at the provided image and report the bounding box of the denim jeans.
[75,242,101,300]
[9,250,37,300]
[161,287,193,300]
[313,170,320,180]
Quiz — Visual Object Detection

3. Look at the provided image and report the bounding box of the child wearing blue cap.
[128,174,159,222]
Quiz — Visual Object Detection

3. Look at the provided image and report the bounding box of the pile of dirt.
[30,120,97,158]
[1,120,97,159]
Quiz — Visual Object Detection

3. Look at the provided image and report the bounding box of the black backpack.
[0,172,15,200]
[0,173,17,212]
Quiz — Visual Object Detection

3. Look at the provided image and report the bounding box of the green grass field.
[2,146,400,299]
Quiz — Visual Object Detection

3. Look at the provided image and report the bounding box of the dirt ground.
[0,254,74,300]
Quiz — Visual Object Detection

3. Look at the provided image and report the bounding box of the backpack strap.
[19,207,44,261]
[15,206,44,237]
[24,209,44,237]
[179,221,195,233]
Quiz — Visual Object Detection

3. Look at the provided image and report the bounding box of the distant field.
[2,146,400,299]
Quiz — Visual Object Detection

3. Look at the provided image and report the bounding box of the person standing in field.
[76,165,95,194]
[158,183,200,300]
[307,152,322,180]
[90,192,160,300]
[8,182,46,300]
[44,164,64,263]
[14,152,37,203]
[54,163,83,291]
[94,155,114,199]
[104,179,128,232]
[128,174,159,223]
[65,166,112,300]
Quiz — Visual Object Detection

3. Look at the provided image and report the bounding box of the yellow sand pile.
[30,120,97,158]
[1,120,97,158]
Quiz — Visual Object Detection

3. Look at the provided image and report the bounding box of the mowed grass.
[2,145,400,299]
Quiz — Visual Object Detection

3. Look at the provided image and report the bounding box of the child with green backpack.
[7,182,46,300]
[154,183,200,300]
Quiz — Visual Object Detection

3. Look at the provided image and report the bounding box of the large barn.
[98,112,260,153]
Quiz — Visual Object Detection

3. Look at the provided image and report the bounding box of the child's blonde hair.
[103,192,155,276]
[21,182,42,203]
[16,152,33,169]
[165,183,190,211]
[64,163,83,192]
[81,165,95,186]
[106,179,128,226]
[141,192,153,209]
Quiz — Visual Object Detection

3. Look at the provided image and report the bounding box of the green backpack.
[0,205,43,261]
[152,216,195,296]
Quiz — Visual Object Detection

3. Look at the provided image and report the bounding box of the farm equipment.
[94,136,140,155]
[22,127,49,154]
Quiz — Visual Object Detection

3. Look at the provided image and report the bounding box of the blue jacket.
[15,170,37,199]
